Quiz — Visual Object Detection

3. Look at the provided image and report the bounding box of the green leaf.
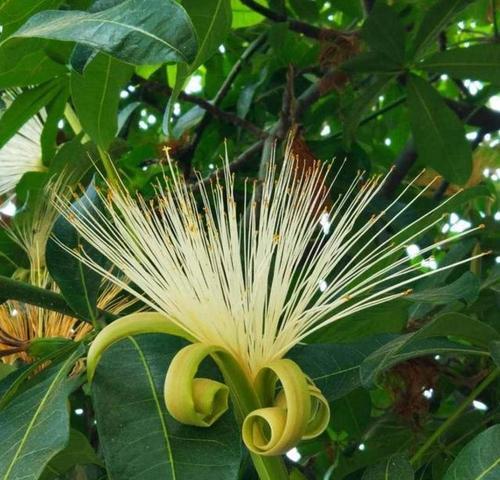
[342,76,394,146]
[361,3,406,64]
[490,341,500,368]
[0,229,28,276]
[409,239,476,319]
[11,0,198,66]
[406,74,472,185]
[0,0,63,38]
[165,0,231,133]
[443,425,500,480]
[231,0,263,28]
[40,429,104,480]
[41,82,70,163]
[308,299,408,343]
[408,271,480,306]
[0,39,67,89]
[361,452,414,480]
[359,312,493,386]
[92,334,241,479]
[173,105,205,139]
[413,313,500,348]
[0,345,84,480]
[0,363,15,382]
[342,51,403,75]
[0,79,66,149]
[71,53,133,149]
[46,183,105,323]
[410,0,469,59]
[330,388,371,438]
[361,337,486,387]
[420,44,500,84]
[289,335,396,401]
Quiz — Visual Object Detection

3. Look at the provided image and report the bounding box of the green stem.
[410,368,500,466]
[212,352,290,480]
[64,104,86,139]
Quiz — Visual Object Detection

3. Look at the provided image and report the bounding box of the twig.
[410,368,500,466]
[144,81,267,139]
[240,0,354,41]
[181,33,268,177]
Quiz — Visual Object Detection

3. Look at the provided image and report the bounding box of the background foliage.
[0,0,499,479]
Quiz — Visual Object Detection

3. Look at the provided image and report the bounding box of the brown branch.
[181,33,267,177]
[240,0,354,41]
[143,81,268,139]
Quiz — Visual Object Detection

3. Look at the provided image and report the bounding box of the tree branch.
[143,81,268,139]
[240,0,354,41]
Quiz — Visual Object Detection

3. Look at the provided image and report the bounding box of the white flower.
[0,112,45,196]
[56,146,486,377]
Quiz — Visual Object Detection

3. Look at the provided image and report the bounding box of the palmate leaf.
[0,345,84,480]
[10,0,198,66]
[92,334,241,480]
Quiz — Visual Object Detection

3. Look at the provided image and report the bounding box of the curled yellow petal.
[87,312,193,382]
[302,383,330,440]
[164,343,229,427]
[242,359,311,456]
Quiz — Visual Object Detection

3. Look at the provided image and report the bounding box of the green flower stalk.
[56,144,486,469]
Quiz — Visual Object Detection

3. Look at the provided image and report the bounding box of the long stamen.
[54,146,487,376]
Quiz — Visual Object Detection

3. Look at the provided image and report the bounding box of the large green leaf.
[71,53,133,149]
[359,312,493,386]
[361,3,406,64]
[409,240,476,319]
[92,334,241,479]
[408,271,480,306]
[0,39,67,88]
[406,74,471,185]
[0,345,84,480]
[46,183,106,323]
[41,81,70,162]
[165,0,231,133]
[0,0,63,38]
[0,79,66,149]
[231,0,263,28]
[330,388,371,439]
[40,429,103,480]
[420,44,500,84]
[361,453,414,480]
[410,0,469,59]
[342,51,404,75]
[289,335,395,401]
[11,0,198,66]
[443,425,500,480]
